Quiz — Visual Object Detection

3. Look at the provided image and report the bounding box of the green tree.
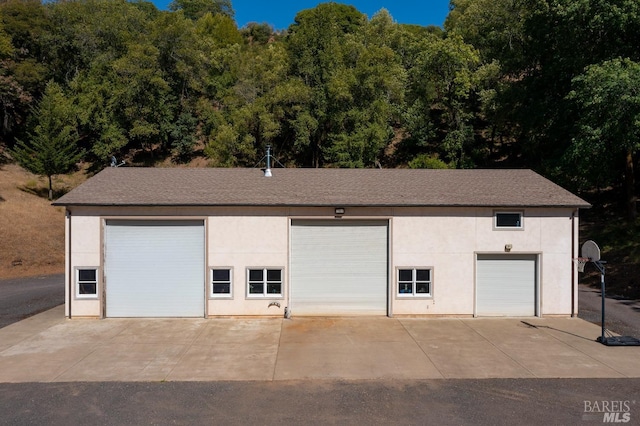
[241,22,276,45]
[0,0,49,138]
[404,34,480,167]
[446,0,528,68]
[444,0,529,157]
[285,5,407,168]
[286,2,366,167]
[326,10,406,167]
[71,64,128,161]
[11,81,83,199]
[0,20,13,57]
[567,58,640,219]
[204,41,300,166]
[0,19,33,138]
[408,154,452,169]
[170,111,198,160]
[445,0,640,178]
[169,0,233,20]
[44,0,152,84]
[110,42,173,155]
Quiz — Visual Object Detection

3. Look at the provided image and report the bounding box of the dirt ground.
[0,157,206,279]
[0,163,81,278]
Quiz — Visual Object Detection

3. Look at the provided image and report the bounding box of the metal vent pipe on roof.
[264,145,272,177]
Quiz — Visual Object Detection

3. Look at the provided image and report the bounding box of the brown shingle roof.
[53,167,590,208]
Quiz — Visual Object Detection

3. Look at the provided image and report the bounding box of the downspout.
[66,209,72,319]
[571,209,577,317]
[285,215,292,319]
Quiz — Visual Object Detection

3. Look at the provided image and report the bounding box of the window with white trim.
[397,268,432,297]
[495,212,523,229]
[76,268,98,298]
[211,268,232,298]
[247,268,283,297]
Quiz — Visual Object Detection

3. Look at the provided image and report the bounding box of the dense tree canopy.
[0,0,638,216]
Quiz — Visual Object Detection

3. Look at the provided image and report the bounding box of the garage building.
[53,168,590,319]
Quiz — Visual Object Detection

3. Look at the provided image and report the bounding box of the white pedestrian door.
[105,220,205,317]
[290,220,388,316]
[476,254,537,316]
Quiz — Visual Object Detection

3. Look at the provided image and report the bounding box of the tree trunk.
[625,149,637,220]
[48,175,53,201]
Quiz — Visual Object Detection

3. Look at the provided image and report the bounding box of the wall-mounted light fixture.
[505,244,513,252]
[335,207,345,215]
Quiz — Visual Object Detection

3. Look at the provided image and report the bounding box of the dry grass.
[0,163,86,278]
[0,154,205,280]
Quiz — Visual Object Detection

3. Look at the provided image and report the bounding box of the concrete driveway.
[1,307,639,382]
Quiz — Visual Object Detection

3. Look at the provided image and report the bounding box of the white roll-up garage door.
[105,220,205,317]
[290,220,388,316]
[476,254,537,316]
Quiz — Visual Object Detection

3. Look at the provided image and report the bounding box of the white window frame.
[75,267,99,299]
[210,267,233,299]
[396,267,433,298]
[494,211,524,230]
[246,268,283,298]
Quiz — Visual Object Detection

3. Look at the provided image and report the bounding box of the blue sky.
[151,1,451,30]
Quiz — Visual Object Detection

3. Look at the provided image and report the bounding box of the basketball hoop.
[573,240,601,273]
[573,257,590,273]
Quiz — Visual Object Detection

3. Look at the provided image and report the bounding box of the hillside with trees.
[0,0,638,215]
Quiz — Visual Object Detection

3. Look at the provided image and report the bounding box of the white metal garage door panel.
[291,220,388,316]
[476,255,536,316]
[105,220,205,317]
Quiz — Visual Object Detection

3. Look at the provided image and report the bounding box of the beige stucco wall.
[64,205,578,318]
[391,207,576,316]
[207,210,289,316]
[66,211,103,318]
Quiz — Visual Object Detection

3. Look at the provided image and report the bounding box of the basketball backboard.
[581,240,601,262]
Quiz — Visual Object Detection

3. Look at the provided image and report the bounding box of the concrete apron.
[0,306,639,383]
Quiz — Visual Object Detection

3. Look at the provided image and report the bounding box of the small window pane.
[249,283,264,294]
[399,282,413,294]
[416,283,430,294]
[266,269,281,281]
[266,283,281,294]
[249,270,263,281]
[416,269,430,281]
[79,283,97,295]
[212,269,230,282]
[496,213,522,227]
[213,283,230,294]
[79,269,96,281]
[398,269,412,281]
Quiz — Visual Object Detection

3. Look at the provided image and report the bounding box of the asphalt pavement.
[0,274,63,329]
[1,379,639,425]
[579,284,640,339]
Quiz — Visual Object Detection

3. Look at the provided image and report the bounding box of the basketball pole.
[593,260,606,343]
[579,240,640,346]
[592,258,640,346]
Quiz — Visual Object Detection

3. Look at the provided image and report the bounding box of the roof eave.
[54,202,593,209]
